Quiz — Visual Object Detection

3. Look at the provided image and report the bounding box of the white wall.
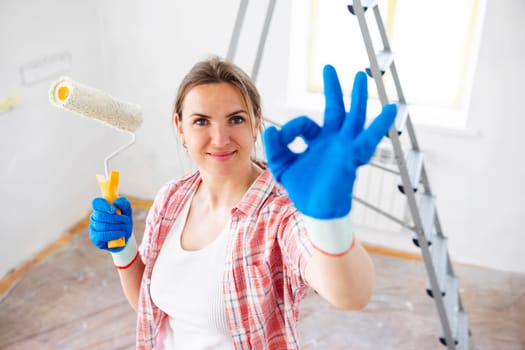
[1,0,523,278]
[0,0,116,278]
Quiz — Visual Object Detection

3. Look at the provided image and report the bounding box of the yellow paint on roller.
[96,170,126,248]
[57,86,70,102]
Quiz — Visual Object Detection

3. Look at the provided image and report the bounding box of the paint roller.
[49,77,142,248]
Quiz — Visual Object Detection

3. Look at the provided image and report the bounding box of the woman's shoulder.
[153,170,200,205]
[255,169,298,216]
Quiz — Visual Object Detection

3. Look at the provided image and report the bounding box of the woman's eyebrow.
[189,113,210,119]
[190,109,248,119]
[226,109,249,117]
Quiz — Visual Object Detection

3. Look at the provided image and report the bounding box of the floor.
[1,206,523,350]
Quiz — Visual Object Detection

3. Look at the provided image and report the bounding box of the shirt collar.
[232,169,278,217]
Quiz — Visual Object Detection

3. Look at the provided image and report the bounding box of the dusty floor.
[0,207,523,349]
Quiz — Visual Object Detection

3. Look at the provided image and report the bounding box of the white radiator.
[352,146,411,235]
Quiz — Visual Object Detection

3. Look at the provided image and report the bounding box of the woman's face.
[175,82,259,178]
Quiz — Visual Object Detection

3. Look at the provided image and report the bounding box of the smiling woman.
[87,56,396,349]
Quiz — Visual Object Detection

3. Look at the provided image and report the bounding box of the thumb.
[263,126,296,182]
[114,197,132,217]
[92,197,116,214]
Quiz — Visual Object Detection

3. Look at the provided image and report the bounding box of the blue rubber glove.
[89,197,133,253]
[263,65,397,219]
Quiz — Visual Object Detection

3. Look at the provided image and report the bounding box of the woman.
[89,57,397,349]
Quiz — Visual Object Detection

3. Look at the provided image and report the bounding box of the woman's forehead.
[183,83,253,114]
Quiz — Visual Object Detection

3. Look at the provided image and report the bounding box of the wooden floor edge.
[0,216,90,300]
[0,197,475,300]
[0,197,153,300]
[362,243,423,261]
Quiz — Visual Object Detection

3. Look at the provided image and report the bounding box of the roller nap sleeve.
[48,77,142,132]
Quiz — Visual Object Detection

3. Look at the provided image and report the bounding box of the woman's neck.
[197,162,262,211]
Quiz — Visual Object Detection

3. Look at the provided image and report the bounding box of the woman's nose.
[210,124,230,146]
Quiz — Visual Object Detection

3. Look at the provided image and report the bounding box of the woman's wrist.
[111,234,139,269]
[302,214,355,256]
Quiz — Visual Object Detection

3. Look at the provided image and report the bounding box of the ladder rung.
[347,0,379,15]
[394,102,408,135]
[365,50,394,77]
[426,235,448,297]
[456,312,470,350]
[439,275,459,346]
[398,150,423,193]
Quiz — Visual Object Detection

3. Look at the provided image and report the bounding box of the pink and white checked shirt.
[137,169,314,349]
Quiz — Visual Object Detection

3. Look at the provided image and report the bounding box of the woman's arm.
[264,65,395,310]
[302,214,374,310]
[117,255,145,311]
[90,197,146,311]
[305,240,374,310]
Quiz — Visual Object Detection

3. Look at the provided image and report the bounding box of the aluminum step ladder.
[348,1,470,348]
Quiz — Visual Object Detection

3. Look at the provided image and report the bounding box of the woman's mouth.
[208,150,236,161]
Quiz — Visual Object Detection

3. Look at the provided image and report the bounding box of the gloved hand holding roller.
[49,77,142,266]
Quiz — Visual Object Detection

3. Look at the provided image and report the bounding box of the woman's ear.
[254,109,263,137]
[173,113,182,132]
[174,113,186,144]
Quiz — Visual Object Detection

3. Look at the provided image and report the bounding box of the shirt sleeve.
[276,207,314,294]
[138,181,174,263]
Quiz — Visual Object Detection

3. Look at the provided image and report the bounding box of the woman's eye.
[230,116,245,124]
[194,118,208,126]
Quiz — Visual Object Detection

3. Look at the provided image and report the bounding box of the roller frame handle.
[96,170,126,248]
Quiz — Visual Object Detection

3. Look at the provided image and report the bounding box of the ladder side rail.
[372,5,423,151]
[351,1,389,104]
[251,0,276,82]
[226,0,249,61]
[388,61,407,105]
[371,7,408,105]
[445,253,468,315]
[444,251,469,346]
[371,4,426,154]
[372,4,390,51]
[427,176,446,238]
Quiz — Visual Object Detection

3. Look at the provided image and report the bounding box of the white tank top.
[150,197,233,349]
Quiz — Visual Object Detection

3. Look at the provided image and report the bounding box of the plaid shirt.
[137,169,313,349]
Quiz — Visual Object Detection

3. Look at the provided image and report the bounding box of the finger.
[263,126,296,181]
[279,116,321,146]
[322,65,345,132]
[114,197,132,217]
[89,228,127,245]
[263,126,291,161]
[92,197,116,214]
[90,210,131,225]
[342,71,368,138]
[352,103,397,165]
